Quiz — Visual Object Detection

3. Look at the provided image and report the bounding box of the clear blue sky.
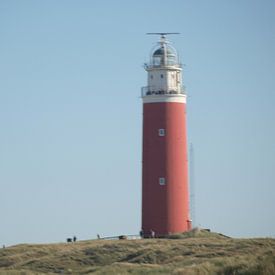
[1,0,274,246]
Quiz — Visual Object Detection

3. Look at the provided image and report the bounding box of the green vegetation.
[0,230,275,274]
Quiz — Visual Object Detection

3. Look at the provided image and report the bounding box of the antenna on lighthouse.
[146,32,180,36]
[147,32,180,42]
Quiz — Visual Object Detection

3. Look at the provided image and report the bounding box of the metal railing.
[144,63,182,70]
[141,86,186,97]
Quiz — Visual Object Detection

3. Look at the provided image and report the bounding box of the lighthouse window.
[158,129,165,136]
[160,74,164,78]
[150,75,153,79]
[159,177,166,185]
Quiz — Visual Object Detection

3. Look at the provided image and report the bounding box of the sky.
[0,0,275,246]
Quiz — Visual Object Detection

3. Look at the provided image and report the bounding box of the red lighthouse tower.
[141,33,191,237]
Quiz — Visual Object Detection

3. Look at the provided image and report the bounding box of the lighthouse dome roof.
[153,46,175,56]
[151,44,178,66]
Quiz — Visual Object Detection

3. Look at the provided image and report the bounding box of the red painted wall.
[142,102,190,237]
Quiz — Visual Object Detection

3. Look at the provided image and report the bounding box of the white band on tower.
[142,95,186,104]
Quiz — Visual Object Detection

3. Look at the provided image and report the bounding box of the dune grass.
[0,230,275,274]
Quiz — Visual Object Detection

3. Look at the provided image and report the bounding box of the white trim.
[142,95,186,103]
[146,66,182,72]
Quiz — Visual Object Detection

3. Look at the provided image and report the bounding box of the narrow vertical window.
[159,177,166,185]
[176,72,180,83]
[160,74,164,78]
[158,129,165,136]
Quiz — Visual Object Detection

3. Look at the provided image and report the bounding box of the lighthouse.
[141,33,191,237]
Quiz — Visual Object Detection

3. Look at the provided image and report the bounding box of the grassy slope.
[0,230,275,275]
